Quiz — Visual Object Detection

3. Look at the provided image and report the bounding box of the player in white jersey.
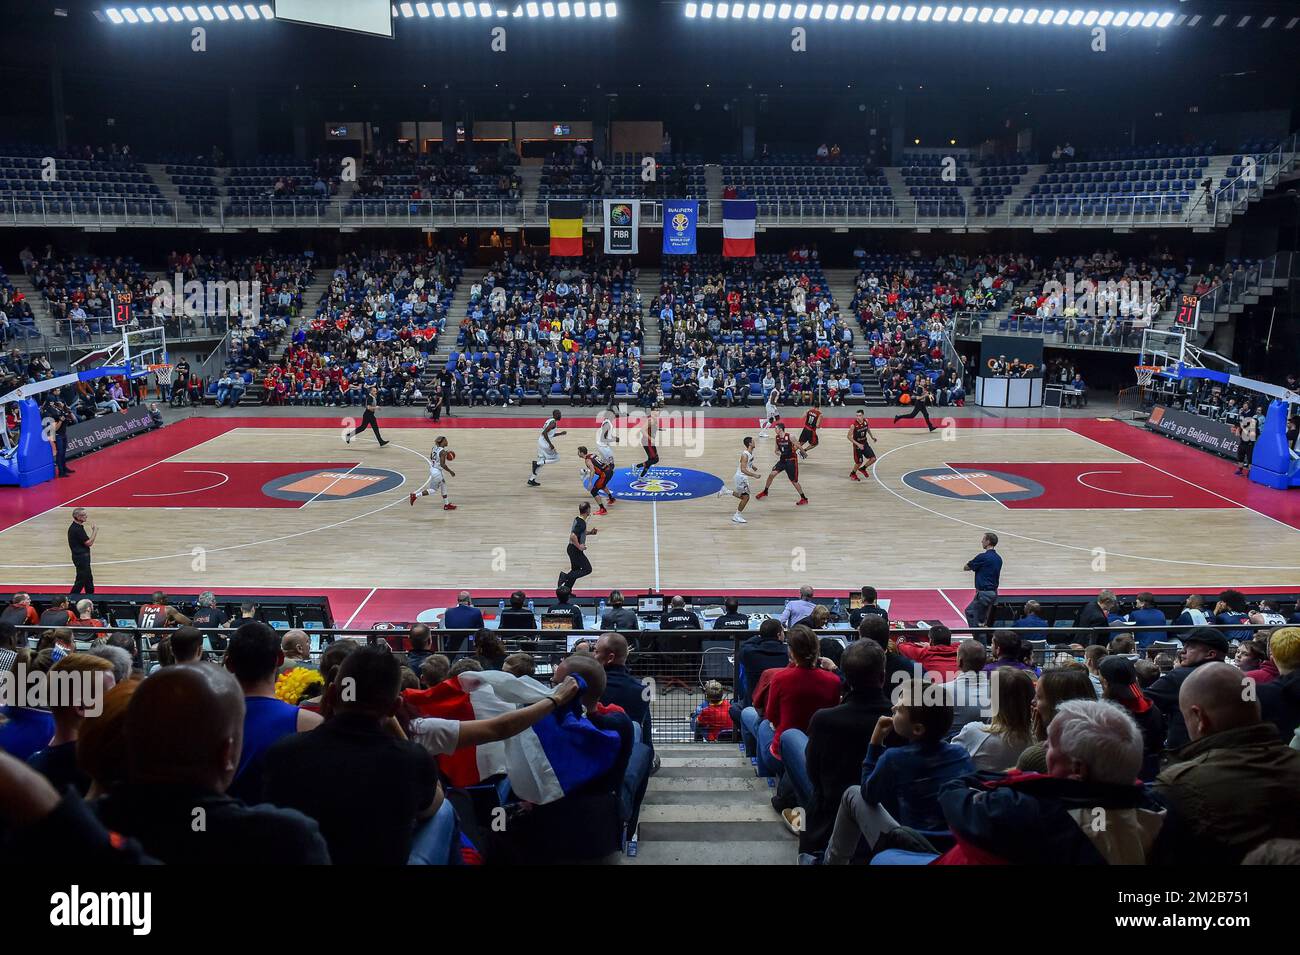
[593,414,617,472]
[717,435,761,523]
[758,388,781,438]
[410,436,457,510]
[528,409,566,487]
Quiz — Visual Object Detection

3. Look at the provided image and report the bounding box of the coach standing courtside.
[68,507,97,595]
[962,532,1001,632]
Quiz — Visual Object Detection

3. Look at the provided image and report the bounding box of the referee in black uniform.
[558,502,596,590]
[893,381,937,432]
[68,507,97,595]
[346,386,389,446]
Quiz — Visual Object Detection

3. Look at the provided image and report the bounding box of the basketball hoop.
[1134,365,1161,388]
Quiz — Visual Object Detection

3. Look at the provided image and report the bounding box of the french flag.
[722,199,757,258]
[404,670,621,804]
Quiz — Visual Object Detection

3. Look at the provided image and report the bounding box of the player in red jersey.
[577,445,617,514]
[847,408,878,481]
[755,423,809,505]
[796,405,823,459]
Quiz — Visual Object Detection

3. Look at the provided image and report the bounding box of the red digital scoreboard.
[1174,292,1200,327]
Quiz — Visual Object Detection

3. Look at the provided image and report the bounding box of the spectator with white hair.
[779,586,816,628]
[925,699,1167,865]
[84,644,133,686]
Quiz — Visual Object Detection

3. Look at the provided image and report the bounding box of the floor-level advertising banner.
[602,199,639,254]
[1145,405,1240,459]
[65,406,158,459]
[662,199,698,255]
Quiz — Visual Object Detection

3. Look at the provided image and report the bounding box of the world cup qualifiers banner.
[662,199,698,255]
[602,199,640,255]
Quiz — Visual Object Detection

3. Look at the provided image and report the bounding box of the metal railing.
[950,311,1149,352]
[0,192,1235,230]
[1195,250,1294,320]
[1212,133,1300,224]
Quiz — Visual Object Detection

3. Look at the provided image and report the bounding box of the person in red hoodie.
[759,625,843,782]
[897,624,960,682]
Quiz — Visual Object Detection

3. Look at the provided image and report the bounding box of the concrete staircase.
[882,166,911,210]
[420,275,477,393]
[621,742,795,865]
[824,267,886,406]
[636,272,662,378]
[143,163,192,221]
[704,164,724,209]
[9,271,59,340]
[517,164,543,218]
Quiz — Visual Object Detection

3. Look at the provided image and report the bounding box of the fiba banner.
[602,199,640,255]
[662,199,698,255]
[64,407,158,460]
[1145,405,1240,460]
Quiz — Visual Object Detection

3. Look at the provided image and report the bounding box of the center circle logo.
[902,466,1045,503]
[599,466,723,502]
[262,466,406,503]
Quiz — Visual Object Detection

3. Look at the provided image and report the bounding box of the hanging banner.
[602,199,639,255]
[662,199,698,255]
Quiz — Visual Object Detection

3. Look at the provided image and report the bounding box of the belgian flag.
[548,200,584,257]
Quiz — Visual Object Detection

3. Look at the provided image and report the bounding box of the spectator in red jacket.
[897,624,960,682]
[756,625,842,780]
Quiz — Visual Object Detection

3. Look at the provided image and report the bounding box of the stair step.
[646,775,770,793]
[656,755,752,769]
[636,821,793,843]
[618,839,793,865]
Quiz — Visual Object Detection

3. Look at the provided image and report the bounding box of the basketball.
[444,451,455,462]
[900,394,911,405]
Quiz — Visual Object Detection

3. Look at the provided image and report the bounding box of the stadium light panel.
[260,2,272,13]
[917,4,931,20]
[947,5,962,21]
[1036,8,1052,24]
[777,2,791,16]
[686,1,697,14]
[589,1,601,16]
[574,1,586,14]
[416,2,428,14]
[212,3,227,18]
[825,3,839,18]
[136,7,154,21]
[165,5,181,19]
[964,7,978,22]
[700,1,712,14]
[1259,15,1274,29]
[431,2,445,14]
[557,1,569,14]
[716,1,730,15]
[400,2,414,15]
[931,4,946,21]
[887,5,901,20]
[1111,11,1127,26]
[857,4,871,18]
[604,2,615,15]
[197,4,213,18]
[840,3,854,19]
[1052,10,1068,25]
[243,4,259,19]
[793,2,807,15]
[465,1,479,14]
[1211,14,1225,27]
[1007,7,1022,22]
[1067,9,1081,25]
[448,1,462,14]
[227,4,243,18]
[902,5,917,20]
[762,2,776,18]
[540,2,552,15]
[746,3,760,17]
[525,1,537,14]
[1141,11,1157,27]
[106,7,123,22]
[1082,9,1096,25]
[1236,15,1249,28]
[870,4,884,18]
[122,7,139,21]
[808,3,821,17]
[1022,8,1037,23]
[993,7,1007,23]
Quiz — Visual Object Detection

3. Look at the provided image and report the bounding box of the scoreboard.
[113,291,134,328]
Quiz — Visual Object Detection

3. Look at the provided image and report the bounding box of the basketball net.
[1134,365,1160,389]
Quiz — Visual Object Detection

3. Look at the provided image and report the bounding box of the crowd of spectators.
[443,250,643,408]
[653,249,861,407]
[265,249,461,407]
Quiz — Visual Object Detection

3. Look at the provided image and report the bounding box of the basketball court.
[2,410,1298,626]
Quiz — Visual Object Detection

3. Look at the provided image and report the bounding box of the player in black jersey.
[578,445,617,515]
[847,408,879,481]
[755,423,808,505]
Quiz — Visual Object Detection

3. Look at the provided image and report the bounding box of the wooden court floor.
[3,413,1300,604]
